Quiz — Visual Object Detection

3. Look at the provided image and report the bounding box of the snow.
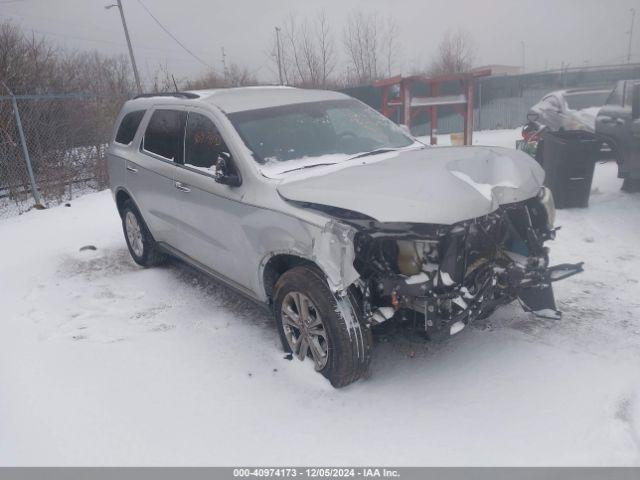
[404,272,429,285]
[449,170,517,202]
[440,271,455,287]
[2,128,640,466]
[449,320,466,336]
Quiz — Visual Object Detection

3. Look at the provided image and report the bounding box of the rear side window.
[115,110,145,144]
[143,109,187,163]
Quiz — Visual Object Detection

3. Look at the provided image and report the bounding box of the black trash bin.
[541,130,599,209]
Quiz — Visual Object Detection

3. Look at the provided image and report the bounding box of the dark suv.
[596,80,640,191]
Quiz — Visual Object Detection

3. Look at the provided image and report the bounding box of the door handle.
[126,165,138,173]
[174,181,191,192]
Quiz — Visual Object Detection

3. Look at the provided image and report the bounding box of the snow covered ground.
[1,129,640,466]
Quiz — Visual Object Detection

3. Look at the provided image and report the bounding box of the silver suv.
[107,87,582,387]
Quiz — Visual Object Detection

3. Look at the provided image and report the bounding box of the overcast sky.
[1,0,638,84]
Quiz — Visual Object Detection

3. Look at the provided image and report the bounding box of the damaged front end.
[324,187,583,338]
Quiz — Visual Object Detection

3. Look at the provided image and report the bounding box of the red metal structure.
[373,70,491,145]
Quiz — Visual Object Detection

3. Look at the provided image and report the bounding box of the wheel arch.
[598,135,624,167]
[260,252,320,306]
[115,187,134,218]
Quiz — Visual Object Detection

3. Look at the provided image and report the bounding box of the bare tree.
[226,63,258,87]
[429,29,476,75]
[184,69,225,90]
[148,62,180,93]
[269,11,337,88]
[343,10,378,84]
[315,11,337,86]
[383,18,400,78]
[0,22,59,93]
[185,63,257,90]
[342,10,399,85]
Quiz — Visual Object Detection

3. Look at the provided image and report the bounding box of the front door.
[171,109,253,291]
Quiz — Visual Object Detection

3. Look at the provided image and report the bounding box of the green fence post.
[1,82,43,207]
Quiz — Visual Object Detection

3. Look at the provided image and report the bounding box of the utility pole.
[221,46,229,84]
[628,8,636,63]
[520,40,526,73]
[275,26,283,85]
[106,1,142,93]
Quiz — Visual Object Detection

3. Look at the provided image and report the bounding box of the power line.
[135,0,212,70]
[5,25,202,64]
[0,11,121,39]
[0,15,212,68]
[0,13,213,59]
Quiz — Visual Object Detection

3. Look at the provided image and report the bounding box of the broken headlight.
[396,240,439,276]
[538,186,556,228]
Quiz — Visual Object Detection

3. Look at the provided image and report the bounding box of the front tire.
[274,265,372,388]
[121,199,166,267]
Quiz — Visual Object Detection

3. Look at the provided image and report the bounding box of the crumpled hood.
[277,146,545,225]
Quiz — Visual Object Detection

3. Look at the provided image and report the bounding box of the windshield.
[227,99,413,164]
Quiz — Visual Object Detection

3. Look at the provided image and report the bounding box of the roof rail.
[133,92,200,100]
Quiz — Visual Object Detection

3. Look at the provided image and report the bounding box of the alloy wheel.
[125,211,144,258]
[281,291,329,371]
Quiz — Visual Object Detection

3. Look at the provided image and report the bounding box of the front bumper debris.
[518,262,584,318]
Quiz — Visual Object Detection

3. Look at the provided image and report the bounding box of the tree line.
[0,12,476,96]
[268,10,475,88]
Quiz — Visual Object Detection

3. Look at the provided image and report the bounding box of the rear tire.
[121,199,166,267]
[274,265,372,388]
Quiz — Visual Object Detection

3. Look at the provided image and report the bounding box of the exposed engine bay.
[302,187,584,338]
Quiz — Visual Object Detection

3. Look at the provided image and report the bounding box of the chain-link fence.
[0,93,127,218]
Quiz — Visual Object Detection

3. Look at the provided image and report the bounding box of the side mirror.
[214,152,241,187]
[632,83,640,120]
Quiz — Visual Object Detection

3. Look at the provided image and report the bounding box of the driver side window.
[607,83,624,107]
[184,112,229,172]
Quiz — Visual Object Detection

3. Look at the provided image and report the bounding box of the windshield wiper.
[280,162,337,174]
[279,146,413,174]
[347,147,401,161]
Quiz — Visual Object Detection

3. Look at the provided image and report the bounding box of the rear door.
[127,108,186,245]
